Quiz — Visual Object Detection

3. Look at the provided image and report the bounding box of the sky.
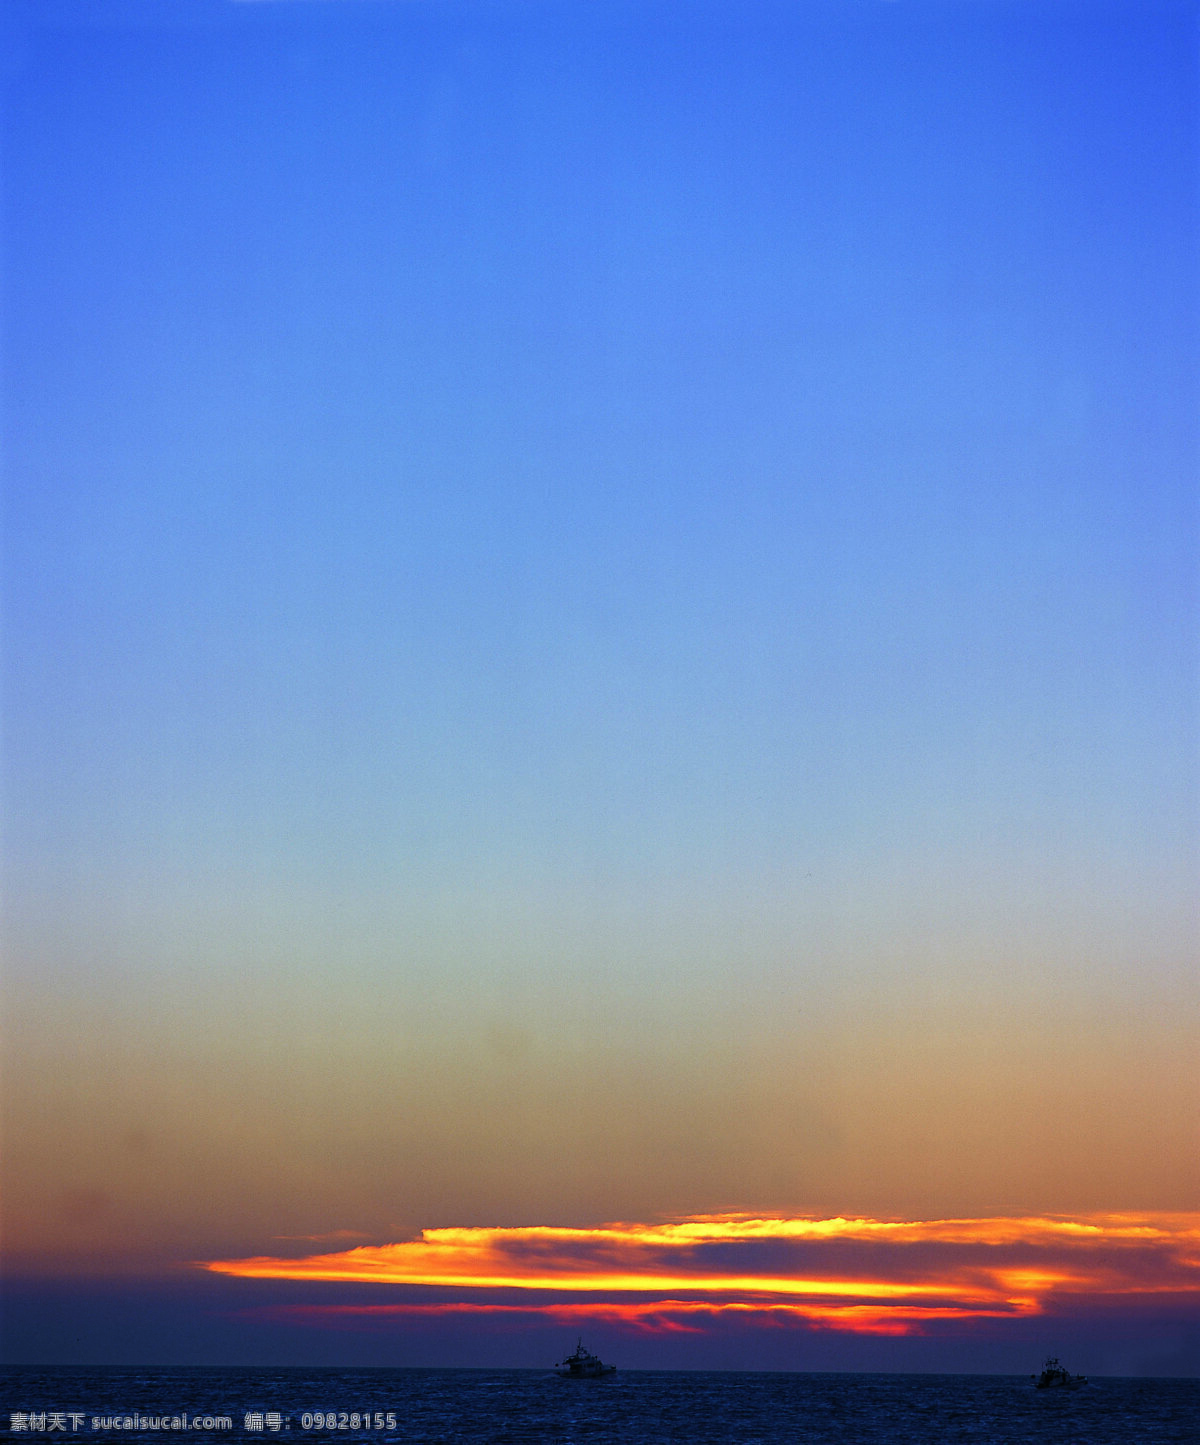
[1,0,1197,1374]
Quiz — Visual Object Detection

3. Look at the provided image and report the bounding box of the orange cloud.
[203,1212,1200,1337]
[249,1299,1025,1338]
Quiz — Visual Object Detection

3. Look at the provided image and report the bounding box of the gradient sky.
[2,0,1197,1372]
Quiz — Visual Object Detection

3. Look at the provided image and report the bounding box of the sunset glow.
[204,1213,1200,1337]
[248,1301,1024,1338]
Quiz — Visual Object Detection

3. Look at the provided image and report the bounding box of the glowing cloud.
[203,1212,1200,1336]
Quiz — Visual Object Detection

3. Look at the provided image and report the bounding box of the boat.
[1033,1357,1087,1389]
[554,1339,616,1378]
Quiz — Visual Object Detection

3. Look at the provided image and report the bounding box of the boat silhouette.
[1033,1356,1087,1389]
[554,1339,616,1378]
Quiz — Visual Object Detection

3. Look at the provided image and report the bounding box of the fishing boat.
[554,1339,616,1378]
[1033,1357,1087,1389]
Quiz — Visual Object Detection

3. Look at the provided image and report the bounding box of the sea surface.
[2,1367,1196,1444]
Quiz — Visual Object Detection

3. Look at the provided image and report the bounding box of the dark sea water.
[2,1367,1196,1445]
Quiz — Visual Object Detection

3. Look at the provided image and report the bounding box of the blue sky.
[2,0,1197,1369]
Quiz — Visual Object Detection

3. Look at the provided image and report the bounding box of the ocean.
[2,1367,1196,1444]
